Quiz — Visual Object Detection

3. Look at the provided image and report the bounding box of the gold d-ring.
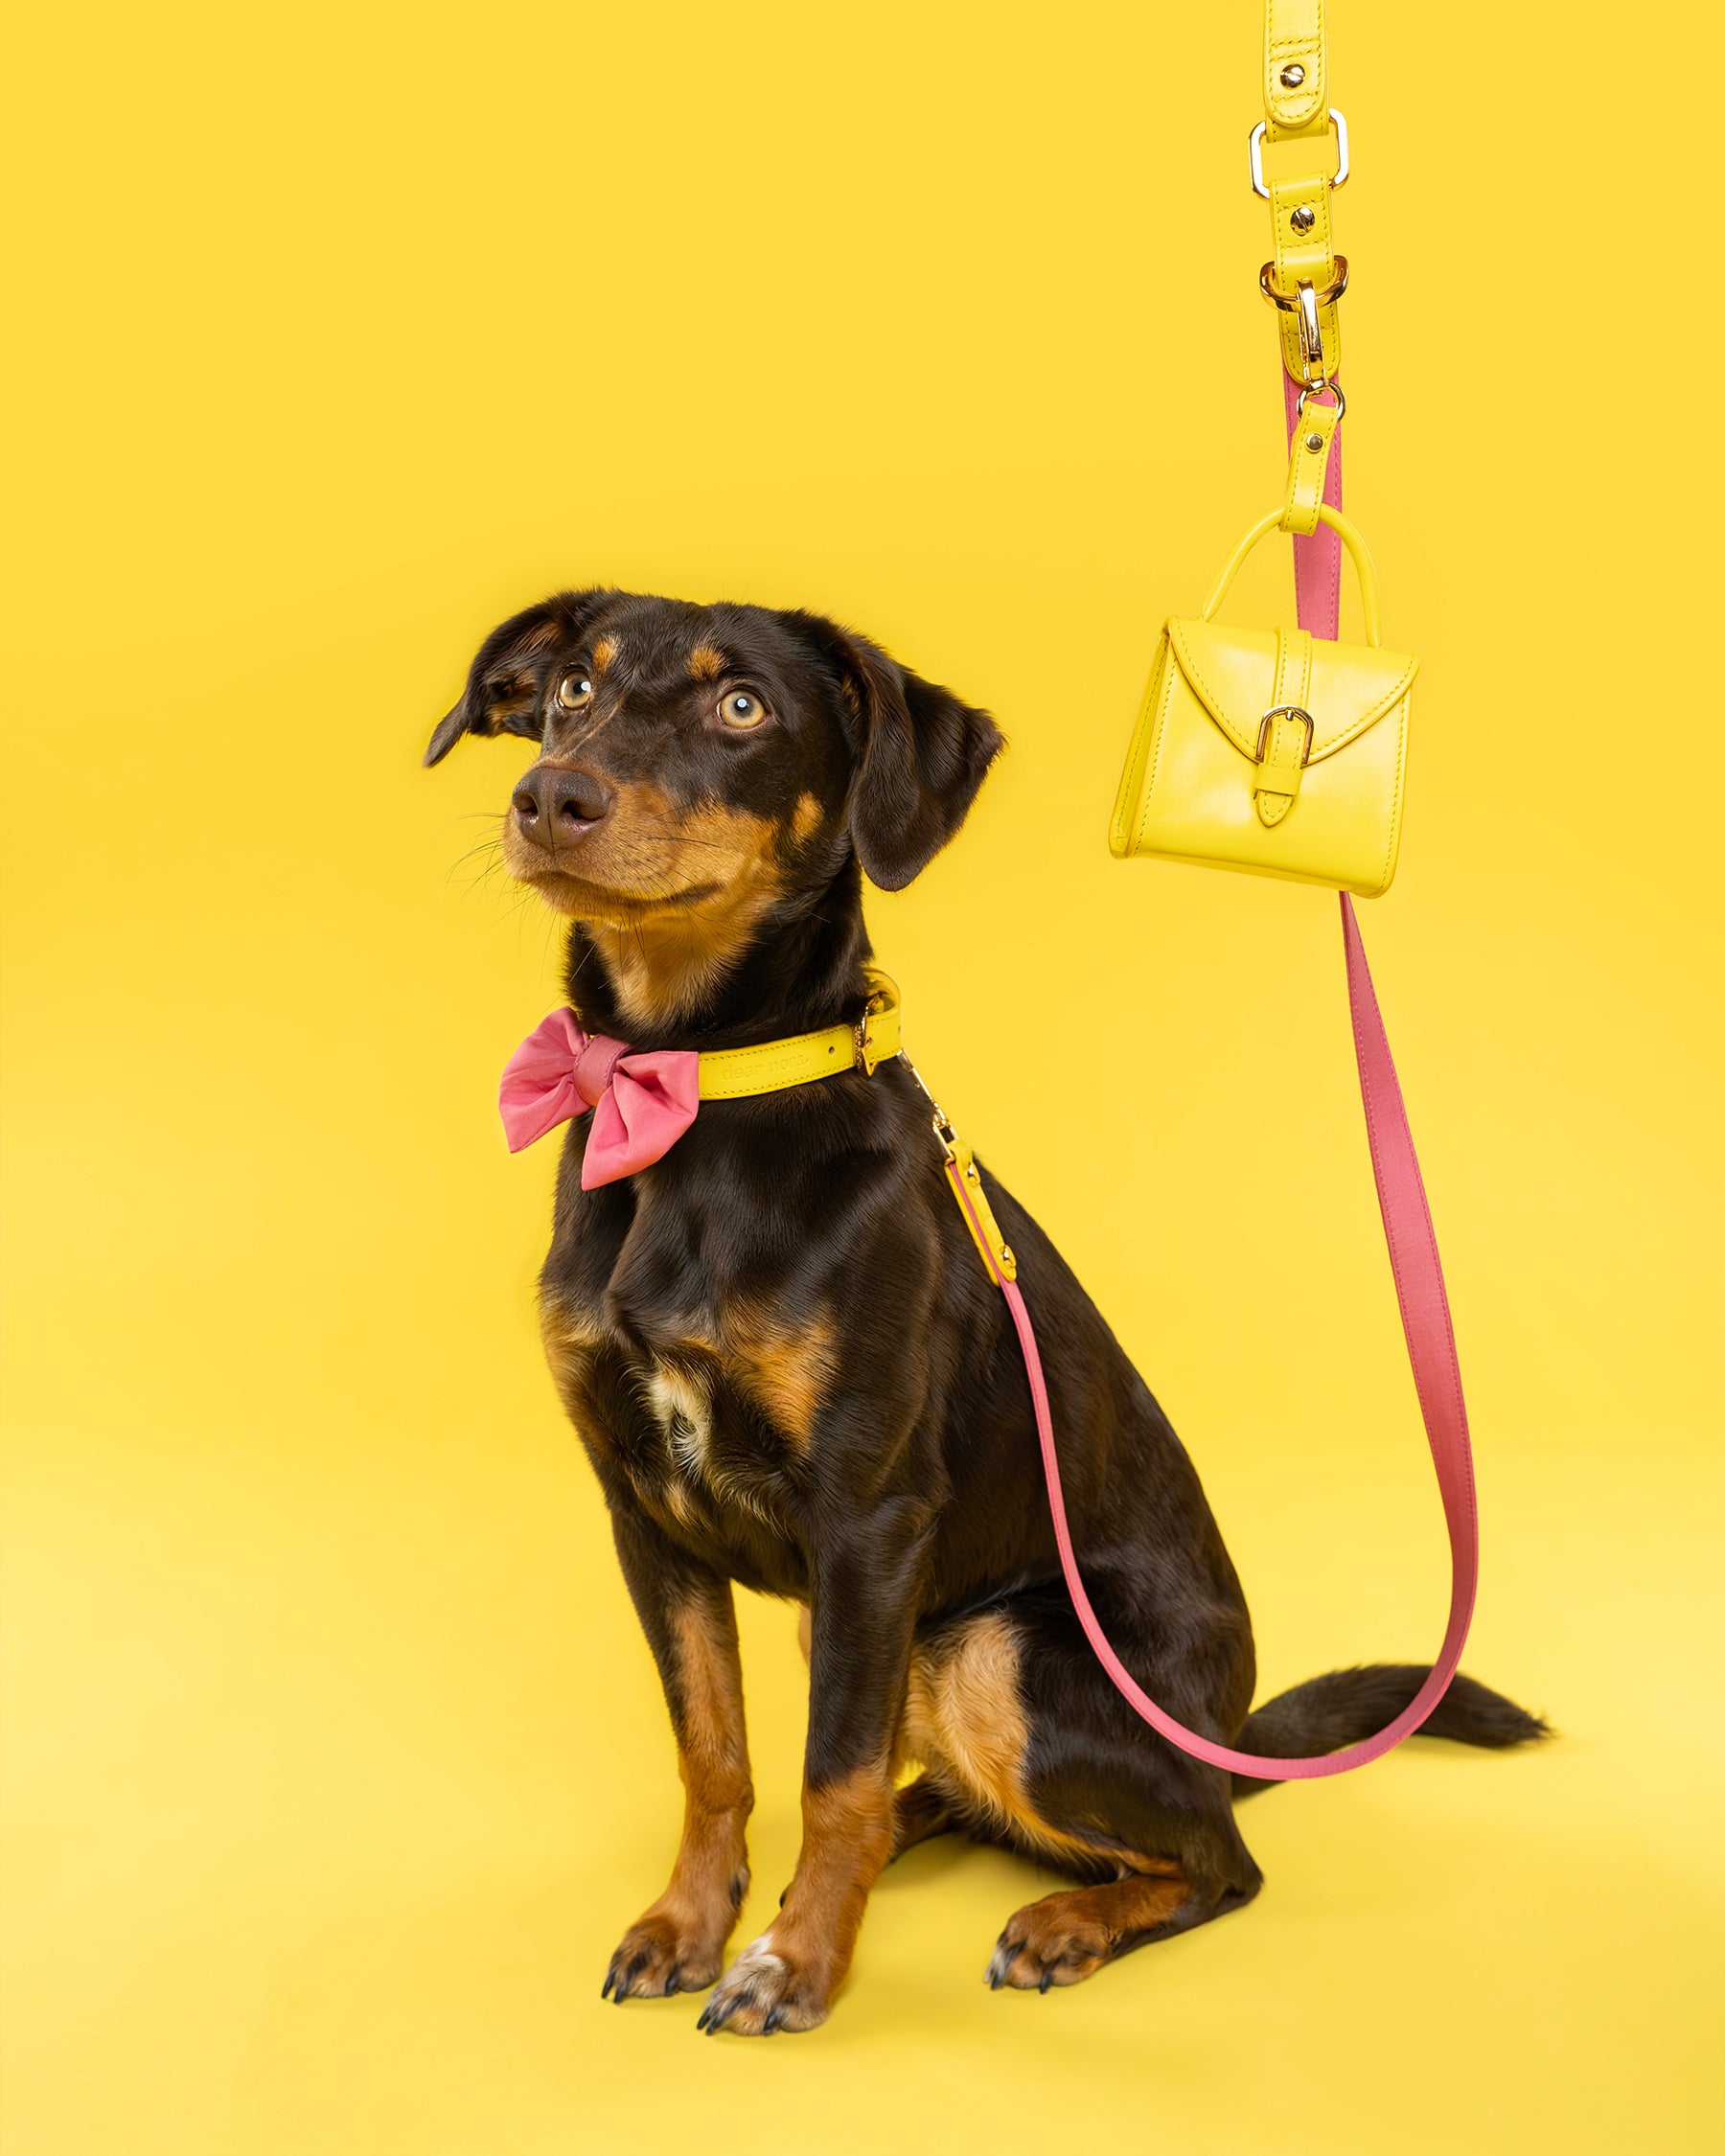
[1295,379,1346,423]
[1259,256,1350,310]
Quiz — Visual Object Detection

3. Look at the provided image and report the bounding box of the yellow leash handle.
[1253,0,1349,388]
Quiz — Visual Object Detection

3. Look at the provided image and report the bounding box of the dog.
[426,588,1545,2035]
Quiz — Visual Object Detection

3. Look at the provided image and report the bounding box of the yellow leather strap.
[938,1122,1018,1283]
[695,967,901,1100]
[1272,625,1314,714]
[1280,386,1343,534]
[1254,711,1309,824]
[1264,0,1325,130]
[1259,0,1346,383]
[898,1059,1019,1282]
[1254,628,1315,827]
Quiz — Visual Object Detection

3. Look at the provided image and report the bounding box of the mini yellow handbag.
[1109,503,1419,897]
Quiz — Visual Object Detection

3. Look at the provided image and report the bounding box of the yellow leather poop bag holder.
[1109,501,1419,898]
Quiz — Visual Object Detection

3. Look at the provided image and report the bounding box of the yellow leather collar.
[694,967,901,1101]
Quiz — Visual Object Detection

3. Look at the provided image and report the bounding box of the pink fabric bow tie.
[498,1009,701,1188]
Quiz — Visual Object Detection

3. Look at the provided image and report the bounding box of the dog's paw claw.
[985,1899,1114,1992]
[699,1932,829,2037]
[603,1913,726,2005]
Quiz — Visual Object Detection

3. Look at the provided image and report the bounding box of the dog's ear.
[423,589,616,768]
[797,618,1003,890]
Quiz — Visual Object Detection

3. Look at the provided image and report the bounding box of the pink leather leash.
[956,377,1482,1779]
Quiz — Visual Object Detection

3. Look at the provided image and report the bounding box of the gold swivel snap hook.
[1257,258,1350,382]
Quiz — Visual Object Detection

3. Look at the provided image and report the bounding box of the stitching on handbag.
[1173,617,1414,765]
[1376,698,1409,893]
[1166,623,1264,758]
[1114,642,1168,853]
[1136,646,1181,851]
[1305,655,1417,761]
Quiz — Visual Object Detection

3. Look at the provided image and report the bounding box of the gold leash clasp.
[1258,257,1350,385]
[902,1054,1018,1282]
[852,972,897,1076]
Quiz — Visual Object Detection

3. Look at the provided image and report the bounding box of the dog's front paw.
[696,1930,830,2035]
[602,1909,728,2003]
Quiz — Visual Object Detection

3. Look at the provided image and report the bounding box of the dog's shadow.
[874,1823,1066,1901]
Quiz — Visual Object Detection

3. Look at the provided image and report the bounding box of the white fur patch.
[727,1930,784,1978]
[645,1364,712,1472]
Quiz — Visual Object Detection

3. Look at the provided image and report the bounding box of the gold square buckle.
[853,987,894,1077]
[854,1002,883,1076]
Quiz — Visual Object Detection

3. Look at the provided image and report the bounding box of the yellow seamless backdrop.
[3,4,1719,2151]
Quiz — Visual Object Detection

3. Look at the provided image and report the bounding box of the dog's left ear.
[797,618,1003,890]
[423,587,616,767]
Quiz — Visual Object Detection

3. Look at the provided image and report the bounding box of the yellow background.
[5,2,1720,2149]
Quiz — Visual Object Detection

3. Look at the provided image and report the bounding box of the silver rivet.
[1291,205,1316,234]
[1279,62,1306,88]
[1306,433,1324,451]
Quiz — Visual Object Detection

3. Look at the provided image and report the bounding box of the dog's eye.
[554,673,593,712]
[719,690,768,730]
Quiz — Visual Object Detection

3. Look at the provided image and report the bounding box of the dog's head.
[426,592,1001,938]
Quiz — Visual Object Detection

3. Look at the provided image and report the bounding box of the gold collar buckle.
[854,990,888,1076]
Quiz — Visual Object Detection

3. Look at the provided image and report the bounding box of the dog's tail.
[1230,1664,1550,1799]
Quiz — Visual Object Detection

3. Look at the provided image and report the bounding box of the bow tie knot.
[498,1008,701,1188]
[570,1033,627,1110]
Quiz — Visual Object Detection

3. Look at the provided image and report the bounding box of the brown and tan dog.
[427,587,1545,2035]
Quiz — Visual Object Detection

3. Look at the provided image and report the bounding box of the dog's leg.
[700,1511,931,2035]
[602,1514,752,2003]
[985,1868,1257,1990]
[889,1773,957,1857]
[900,1597,1261,1992]
[979,1593,1262,1990]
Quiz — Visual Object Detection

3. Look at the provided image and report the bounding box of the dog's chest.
[540,1273,834,1547]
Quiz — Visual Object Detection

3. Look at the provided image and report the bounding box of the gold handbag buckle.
[1256,705,1314,765]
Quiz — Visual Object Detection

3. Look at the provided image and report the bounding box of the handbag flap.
[1164,618,1418,764]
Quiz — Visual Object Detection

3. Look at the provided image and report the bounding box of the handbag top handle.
[1202,503,1383,648]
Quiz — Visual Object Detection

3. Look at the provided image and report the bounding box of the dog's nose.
[512,764,613,845]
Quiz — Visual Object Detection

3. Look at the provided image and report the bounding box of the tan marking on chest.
[646,1349,795,1529]
[658,1301,837,1453]
[724,1308,837,1451]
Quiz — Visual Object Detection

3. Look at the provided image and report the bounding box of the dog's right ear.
[423,588,616,768]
